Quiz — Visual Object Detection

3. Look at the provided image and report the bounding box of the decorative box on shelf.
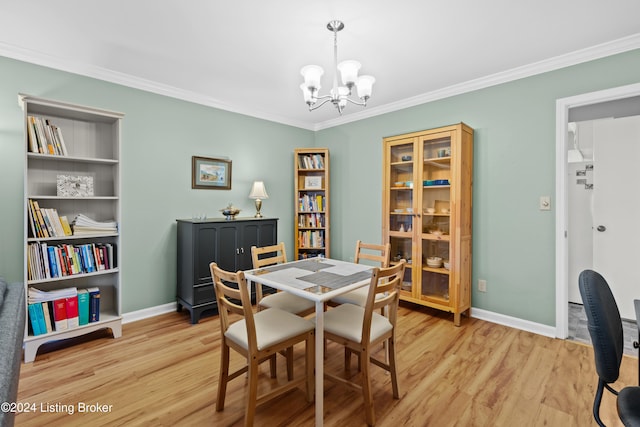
[57,175,94,197]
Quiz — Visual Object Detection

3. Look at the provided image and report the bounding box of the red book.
[65,296,79,328]
[52,299,68,331]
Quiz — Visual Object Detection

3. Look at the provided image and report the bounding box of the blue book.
[83,244,96,272]
[47,246,59,277]
[87,287,100,322]
[77,289,90,325]
[35,303,47,334]
[28,304,42,335]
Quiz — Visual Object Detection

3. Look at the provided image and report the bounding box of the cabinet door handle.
[240,247,245,254]
[236,248,240,255]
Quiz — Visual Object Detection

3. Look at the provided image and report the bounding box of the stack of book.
[27,199,73,238]
[298,230,325,249]
[27,287,101,336]
[26,115,68,156]
[72,214,118,235]
[27,242,116,281]
[298,213,325,228]
[298,194,325,212]
[298,154,325,169]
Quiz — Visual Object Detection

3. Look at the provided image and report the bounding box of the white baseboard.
[121,302,557,338]
[471,307,556,338]
[122,302,177,324]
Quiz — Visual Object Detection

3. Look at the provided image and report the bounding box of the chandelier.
[300,20,375,114]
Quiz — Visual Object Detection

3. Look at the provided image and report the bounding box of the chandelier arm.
[344,97,366,107]
[308,98,334,112]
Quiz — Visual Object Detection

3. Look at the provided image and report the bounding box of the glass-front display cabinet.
[382,123,473,326]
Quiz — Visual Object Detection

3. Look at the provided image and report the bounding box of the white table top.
[244,257,373,302]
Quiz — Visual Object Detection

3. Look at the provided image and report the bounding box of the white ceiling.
[1,1,639,130]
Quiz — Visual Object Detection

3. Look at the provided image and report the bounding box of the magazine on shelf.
[28,286,77,304]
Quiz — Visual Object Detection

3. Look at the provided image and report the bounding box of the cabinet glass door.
[420,133,452,304]
[387,139,417,295]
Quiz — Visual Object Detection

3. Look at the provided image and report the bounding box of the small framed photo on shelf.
[192,156,232,190]
[304,176,322,190]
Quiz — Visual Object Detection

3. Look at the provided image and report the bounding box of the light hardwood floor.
[16,303,638,426]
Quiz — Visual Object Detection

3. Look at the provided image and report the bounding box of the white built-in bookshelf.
[19,94,123,363]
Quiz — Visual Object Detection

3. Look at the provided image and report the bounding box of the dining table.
[244,257,374,427]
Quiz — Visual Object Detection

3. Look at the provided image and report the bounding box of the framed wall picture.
[304,176,322,189]
[192,156,232,190]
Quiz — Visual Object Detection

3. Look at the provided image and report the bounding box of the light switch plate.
[539,196,551,210]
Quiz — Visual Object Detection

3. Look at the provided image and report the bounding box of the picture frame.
[304,176,323,190]
[192,156,232,190]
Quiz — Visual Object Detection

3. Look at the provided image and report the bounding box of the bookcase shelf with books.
[19,94,124,363]
[294,148,330,260]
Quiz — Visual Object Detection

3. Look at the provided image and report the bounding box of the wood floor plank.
[15,305,638,426]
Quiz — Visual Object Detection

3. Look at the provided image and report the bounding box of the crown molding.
[2,33,639,133]
[0,41,316,131]
[313,33,640,131]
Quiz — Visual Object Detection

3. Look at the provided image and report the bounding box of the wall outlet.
[539,196,551,210]
[478,279,487,292]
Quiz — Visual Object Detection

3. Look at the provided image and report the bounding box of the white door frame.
[555,82,640,338]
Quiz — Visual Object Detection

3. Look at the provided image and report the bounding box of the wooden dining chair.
[329,240,391,307]
[251,242,315,317]
[319,260,406,426]
[210,262,315,427]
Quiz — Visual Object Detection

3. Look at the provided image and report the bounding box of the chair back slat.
[362,260,405,343]
[354,240,390,268]
[251,243,287,304]
[210,262,257,348]
[251,242,287,268]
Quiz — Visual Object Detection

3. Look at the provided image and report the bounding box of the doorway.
[555,82,640,338]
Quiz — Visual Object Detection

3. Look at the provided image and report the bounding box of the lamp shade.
[356,75,375,99]
[300,83,315,104]
[337,60,361,86]
[249,181,269,199]
[300,65,324,90]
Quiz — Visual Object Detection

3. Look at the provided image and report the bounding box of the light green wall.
[1,50,639,325]
[316,49,640,325]
[0,56,313,312]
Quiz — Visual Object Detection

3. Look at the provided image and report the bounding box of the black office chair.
[578,269,640,426]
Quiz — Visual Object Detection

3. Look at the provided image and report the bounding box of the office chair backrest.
[578,269,624,384]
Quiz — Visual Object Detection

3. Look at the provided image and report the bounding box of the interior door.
[592,115,640,320]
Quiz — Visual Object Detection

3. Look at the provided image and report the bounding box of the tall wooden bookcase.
[20,94,123,362]
[383,123,473,326]
[294,148,330,260]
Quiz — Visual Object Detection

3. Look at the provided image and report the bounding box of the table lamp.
[249,181,269,218]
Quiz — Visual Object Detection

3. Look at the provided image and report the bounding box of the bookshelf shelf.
[27,152,119,164]
[22,314,122,363]
[20,94,123,363]
[26,268,120,285]
[294,148,330,260]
